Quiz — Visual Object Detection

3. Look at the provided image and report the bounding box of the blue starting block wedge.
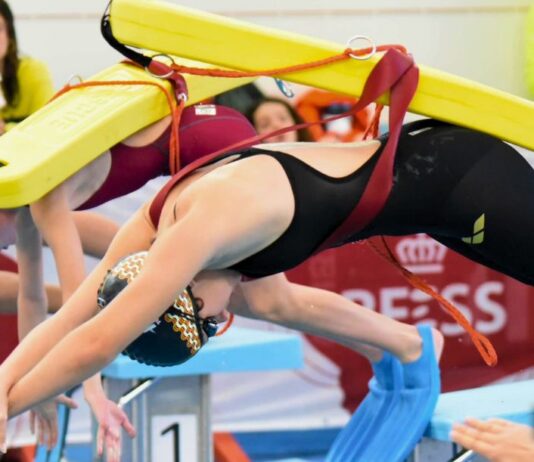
[103,326,303,379]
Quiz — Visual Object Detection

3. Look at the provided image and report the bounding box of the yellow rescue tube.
[109,0,534,150]
[0,60,252,208]
[527,4,534,97]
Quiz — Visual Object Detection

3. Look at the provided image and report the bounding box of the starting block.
[99,327,303,462]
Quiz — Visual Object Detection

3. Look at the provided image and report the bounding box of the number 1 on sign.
[161,423,180,462]
[151,415,198,462]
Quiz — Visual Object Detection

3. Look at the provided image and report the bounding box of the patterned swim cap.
[97,251,217,367]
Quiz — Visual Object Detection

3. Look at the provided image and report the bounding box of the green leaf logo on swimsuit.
[461,213,485,245]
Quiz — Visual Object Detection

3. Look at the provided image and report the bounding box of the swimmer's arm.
[7,184,264,415]
[30,184,86,303]
[14,207,48,338]
[30,190,122,414]
[0,207,155,393]
[6,203,221,416]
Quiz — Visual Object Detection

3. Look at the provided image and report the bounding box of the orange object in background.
[214,432,251,462]
[0,446,36,462]
[295,89,375,142]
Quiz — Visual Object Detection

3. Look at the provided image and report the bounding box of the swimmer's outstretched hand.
[30,394,78,449]
[89,395,136,462]
[451,417,534,462]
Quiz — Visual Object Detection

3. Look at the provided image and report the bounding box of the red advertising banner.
[286,234,534,412]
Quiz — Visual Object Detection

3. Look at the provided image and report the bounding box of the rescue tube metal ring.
[346,35,377,60]
[145,54,176,79]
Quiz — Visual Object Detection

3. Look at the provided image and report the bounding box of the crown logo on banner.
[395,234,447,274]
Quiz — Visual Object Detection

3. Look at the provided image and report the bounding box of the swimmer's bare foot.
[400,325,442,389]
[397,326,444,365]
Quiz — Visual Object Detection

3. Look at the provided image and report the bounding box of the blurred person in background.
[0,1,53,134]
[247,96,313,142]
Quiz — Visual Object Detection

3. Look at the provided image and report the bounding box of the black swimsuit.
[229,145,380,278]
[231,120,534,286]
[150,119,534,286]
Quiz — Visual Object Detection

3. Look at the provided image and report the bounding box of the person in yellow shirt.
[0,0,53,134]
